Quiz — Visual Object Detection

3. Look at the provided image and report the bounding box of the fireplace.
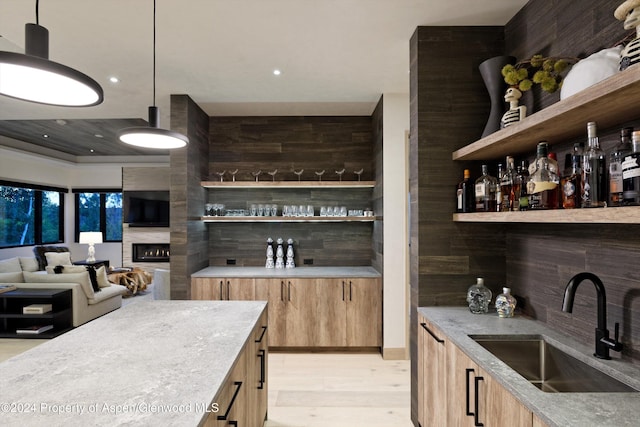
[132,243,170,262]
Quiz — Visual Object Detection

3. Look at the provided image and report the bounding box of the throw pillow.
[44,252,72,268]
[19,257,39,272]
[48,265,101,293]
[23,271,95,299]
[96,266,111,288]
[0,257,22,273]
[33,246,70,270]
[0,271,24,283]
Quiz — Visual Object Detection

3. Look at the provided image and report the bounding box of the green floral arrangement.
[501,55,578,93]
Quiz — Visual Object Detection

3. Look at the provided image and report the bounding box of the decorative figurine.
[285,238,295,269]
[275,238,285,269]
[265,237,274,269]
[500,86,527,128]
[615,0,640,70]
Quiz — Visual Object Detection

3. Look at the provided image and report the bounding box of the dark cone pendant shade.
[117,0,188,149]
[118,106,189,149]
[0,23,103,107]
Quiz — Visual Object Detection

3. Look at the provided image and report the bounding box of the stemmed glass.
[215,170,226,182]
[229,169,238,182]
[268,169,278,182]
[315,170,325,181]
[294,169,304,181]
[354,168,364,181]
[251,170,262,182]
[335,168,345,181]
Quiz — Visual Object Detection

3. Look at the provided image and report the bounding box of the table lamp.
[79,232,103,262]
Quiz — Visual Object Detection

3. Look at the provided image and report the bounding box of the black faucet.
[561,272,623,360]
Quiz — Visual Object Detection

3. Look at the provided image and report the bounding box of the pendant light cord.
[153,0,156,107]
[35,0,39,25]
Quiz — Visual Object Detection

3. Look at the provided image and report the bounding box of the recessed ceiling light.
[273,69,281,76]
[90,149,95,153]
[94,134,104,138]
[42,134,49,138]
[109,76,119,83]
[55,119,67,125]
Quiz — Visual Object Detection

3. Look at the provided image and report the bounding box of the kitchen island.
[418,307,640,427]
[0,300,268,426]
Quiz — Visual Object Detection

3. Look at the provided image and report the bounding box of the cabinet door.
[227,278,255,300]
[446,341,479,427]
[419,316,448,427]
[253,310,268,426]
[480,365,532,427]
[284,278,318,347]
[345,278,381,347]
[191,278,225,300]
[315,278,347,346]
[205,349,248,427]
[255,279,287,347]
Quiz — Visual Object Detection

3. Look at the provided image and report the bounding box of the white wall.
[382,93,410,358]
[0,147,167,266]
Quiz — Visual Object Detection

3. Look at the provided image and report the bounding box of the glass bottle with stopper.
[467,277,492,314]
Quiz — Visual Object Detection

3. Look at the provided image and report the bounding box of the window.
[0,181,65,248]
[74,190,122,242]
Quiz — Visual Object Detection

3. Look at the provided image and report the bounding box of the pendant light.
[117,0,188,149]
[0,0,103,107]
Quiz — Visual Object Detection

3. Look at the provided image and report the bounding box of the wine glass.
[294,169,304,181]
[335,168,345,181]
[268,169,278,182]
[315,170,325,181]
[251,170,262,182]
[354,168,364,181]
[215,170,226,182]
[229,169,239,182]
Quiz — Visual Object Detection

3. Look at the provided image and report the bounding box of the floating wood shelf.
[452,67,640,161]
[201,216,378,223]
[201,181,376,189]
[453,206,640,224]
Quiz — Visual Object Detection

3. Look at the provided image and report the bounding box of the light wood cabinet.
[417,314,448,427]
[204,309,268,427]
[344,278,382,347]
[191,277,255,300]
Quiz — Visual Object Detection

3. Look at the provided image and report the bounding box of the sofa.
[0,255,127,327]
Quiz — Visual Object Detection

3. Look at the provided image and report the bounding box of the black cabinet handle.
[349,280,353,301]
[280,281,285,301]
[219,280,224,301]
[420,322,444,344]
[465,368,474,417]
[342,281,346,301]
[226,280,230,300]
[288,281,292,301]
[474,376,484,427]
[255,325,267,343]
[217,381,242,421]
[257,349,266,389]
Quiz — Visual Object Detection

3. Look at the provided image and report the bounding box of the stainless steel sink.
[470,335,638,393]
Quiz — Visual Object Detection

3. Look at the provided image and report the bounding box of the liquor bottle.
[561,148,581,209]
[495,287,517,318]
[496,163,504,212]
[518,160,529,211]
[581,122,607,208]
[475,164,498,212]
[456,169,475,213]
[500,156,516,211]
[527,142,560,210]
[466,277,492,314]
[622,130,640,205]
[609,127,633,207]
[548,151,559,175]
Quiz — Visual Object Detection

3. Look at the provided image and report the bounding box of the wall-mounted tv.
[123,191,170,227]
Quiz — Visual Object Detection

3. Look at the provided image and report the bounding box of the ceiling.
[0,0,527,162]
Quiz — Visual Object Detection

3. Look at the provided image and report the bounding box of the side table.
[0,288,73,338]
[73,259,110,270]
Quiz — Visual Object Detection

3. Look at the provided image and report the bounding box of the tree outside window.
[75,191,122,242]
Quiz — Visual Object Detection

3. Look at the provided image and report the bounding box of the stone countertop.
[0,300,267,427]
[191,265,381,278]
[418,307,640,427]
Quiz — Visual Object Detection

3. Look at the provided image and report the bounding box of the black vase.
[479,56,516,138]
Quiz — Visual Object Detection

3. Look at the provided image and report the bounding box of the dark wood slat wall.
[503,0,640,364]
[207,116,376,267]
[170,95,210,300]
[409,26,506,424]
[371,96,384,272]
